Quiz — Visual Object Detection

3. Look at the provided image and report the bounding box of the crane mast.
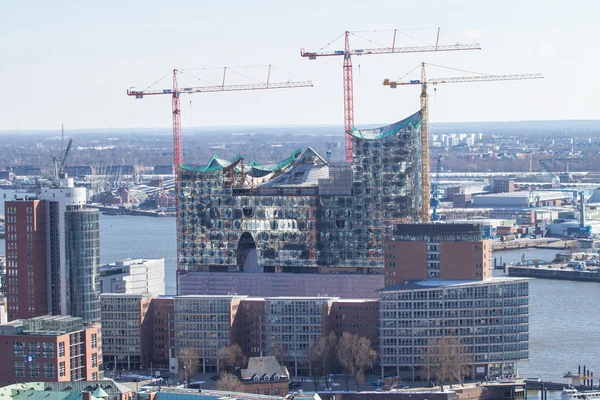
[420,64,430,221]
[302,29,481,162]
[384,64,543,222]
[343,32,354,161]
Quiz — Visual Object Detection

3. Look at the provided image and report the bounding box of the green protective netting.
[180,148,302,175]
[349,110,422,140]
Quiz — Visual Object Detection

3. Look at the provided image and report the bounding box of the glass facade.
[379,279,530,377]
[65,209,101,323]
[178,111,422,272]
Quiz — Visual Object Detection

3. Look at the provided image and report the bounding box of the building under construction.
[178,111,422,273]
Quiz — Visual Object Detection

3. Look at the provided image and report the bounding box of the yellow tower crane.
[384,63,543,222]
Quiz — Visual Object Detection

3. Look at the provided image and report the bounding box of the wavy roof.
[349,110,421,140]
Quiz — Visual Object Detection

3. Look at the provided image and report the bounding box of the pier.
[508,265,600,282]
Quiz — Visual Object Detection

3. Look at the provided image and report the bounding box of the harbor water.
[1,214,598,395]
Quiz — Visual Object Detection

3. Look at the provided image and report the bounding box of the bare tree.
[320,332,338,390]
[337,333,377,392]
[337,334,354,392]
[216,372,245,393]
[308,339,324,392]
[421,337,470,391]
[269,343,289,365]
[217,344,243,373]
[353,336,377,391]
[178,348,200,385]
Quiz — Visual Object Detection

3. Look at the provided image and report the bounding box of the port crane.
[383,63,543,222]
[53,138,73,180]
[301,28,481,162]
[128,67,312,293]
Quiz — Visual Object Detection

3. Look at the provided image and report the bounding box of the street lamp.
[183,366,188,387]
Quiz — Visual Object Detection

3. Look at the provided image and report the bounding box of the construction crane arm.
[301,43,481,58]
[128,80,313,97]
[384,73,543,87]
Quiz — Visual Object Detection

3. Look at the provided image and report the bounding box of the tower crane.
[383,63,543,222]
[127,67,312,293]
[301,28,481,162]
[127,67,312,180]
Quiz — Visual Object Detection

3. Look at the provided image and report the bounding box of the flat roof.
[264,296,339,300]
[379,277,530,292]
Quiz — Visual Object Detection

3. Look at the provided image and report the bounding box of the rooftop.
[379,277,531,292]
[240,356,289,381]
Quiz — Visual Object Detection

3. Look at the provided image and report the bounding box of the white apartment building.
[100,258,165,296]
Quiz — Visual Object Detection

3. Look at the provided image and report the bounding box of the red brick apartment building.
[149,297,174,369]
[384,223,491,286]
[4,200,48,321]
[0,315,101,385]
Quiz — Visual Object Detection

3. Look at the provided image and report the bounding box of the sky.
[0,0,598,131]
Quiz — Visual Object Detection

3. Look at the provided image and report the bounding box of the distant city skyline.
[1,0,598,130]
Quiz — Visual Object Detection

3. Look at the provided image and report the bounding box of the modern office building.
[0,315,102,384]
[4,176,101,323]
[264,296,335,376]
[100,258,165,296]
[172,295,246,374]
[100,293,153,371]
[379,277,530,380]
[384,223,492,286]
[177,111,422,275]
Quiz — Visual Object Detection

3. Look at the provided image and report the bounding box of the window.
[264,389,269,395]
[275,388,280,395]
[59,362,66,377]
[254,389,259,394]
[43,343,55,358]
[91,334,97,348]
[13,341,24,357]
[253,376,260,382]
[29,362,40,378]
[91,353,97,368]
[14,361,24,377]
[58,342,65,357]
[44,363,56,378]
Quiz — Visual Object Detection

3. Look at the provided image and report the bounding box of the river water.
[1,214,598,396]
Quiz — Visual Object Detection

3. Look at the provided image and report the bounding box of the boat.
[562,387,578,399]
[567,390,600,399]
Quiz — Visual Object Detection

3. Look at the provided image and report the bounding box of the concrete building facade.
[0,315,102,384]
[100,258,165,296]
[172,295,246,374]
[379,278,530,380]
[100,293,153,371]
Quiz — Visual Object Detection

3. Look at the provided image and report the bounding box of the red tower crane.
[127,67,312,179]
[301,28,481,162]
[127,67,312,293]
